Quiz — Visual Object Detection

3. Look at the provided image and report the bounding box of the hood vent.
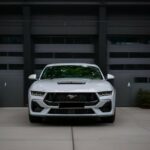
[57,81,86,85]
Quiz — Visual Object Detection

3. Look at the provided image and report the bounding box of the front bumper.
[28,91,116,117]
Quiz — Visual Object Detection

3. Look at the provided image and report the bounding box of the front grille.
[44,93,98,107]
[49,108,94,114]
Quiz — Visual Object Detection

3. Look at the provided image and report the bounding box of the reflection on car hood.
[30,78,113,92]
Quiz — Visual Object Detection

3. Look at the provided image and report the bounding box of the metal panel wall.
[34,43,95,74]
[0,15,23,35]
[107,10,150,35]
[108,41,150,106]
[0,44,24,106]
[31,15,97,35]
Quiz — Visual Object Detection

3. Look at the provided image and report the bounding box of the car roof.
[45,63,99,68]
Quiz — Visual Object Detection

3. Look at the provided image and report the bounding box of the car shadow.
[37,117,110,127]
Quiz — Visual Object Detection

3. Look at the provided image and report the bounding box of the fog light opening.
[31,101,43,112]
[100,101,112,112]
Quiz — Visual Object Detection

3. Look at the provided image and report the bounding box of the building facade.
[0,0,150,107]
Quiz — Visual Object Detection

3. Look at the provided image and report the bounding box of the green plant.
[136,89,150,108]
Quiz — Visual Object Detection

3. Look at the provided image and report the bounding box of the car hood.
[30,78,113,93]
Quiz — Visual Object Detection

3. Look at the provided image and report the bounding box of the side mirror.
[107,74,115,80]
[28,74,37,80]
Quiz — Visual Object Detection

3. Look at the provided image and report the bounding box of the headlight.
[31,91,45,96]
[98,91,112,96]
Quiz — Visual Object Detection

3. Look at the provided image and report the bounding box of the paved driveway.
[0,107,150,150]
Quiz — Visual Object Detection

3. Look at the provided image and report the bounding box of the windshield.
[40,65,103,79]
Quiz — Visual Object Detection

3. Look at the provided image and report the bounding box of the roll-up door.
[32,15,97,35]
[0,36,23,106]
[0,15,23,35]
[108,37,150,106]
[34,36,95,74]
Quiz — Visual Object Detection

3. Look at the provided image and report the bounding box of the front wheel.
[29,114,42,123]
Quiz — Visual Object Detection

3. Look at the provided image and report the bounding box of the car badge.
[67,94,77,99]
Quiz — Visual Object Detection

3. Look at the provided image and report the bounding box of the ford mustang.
[28,63,116,123]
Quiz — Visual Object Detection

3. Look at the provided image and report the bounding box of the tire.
[29,114,42,123]
[102,113,115,123]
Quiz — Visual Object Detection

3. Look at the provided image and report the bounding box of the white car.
[28,63,116,123]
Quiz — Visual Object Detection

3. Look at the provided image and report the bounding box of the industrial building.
[0,0,150,106]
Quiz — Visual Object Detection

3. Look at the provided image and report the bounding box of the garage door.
[108,37,150,106]
[34,36,95,74]
[0,36,23,107]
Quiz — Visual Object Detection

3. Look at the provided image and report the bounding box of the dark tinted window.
[41,65,102,79]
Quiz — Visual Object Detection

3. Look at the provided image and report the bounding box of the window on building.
[110,64,150,70]
[33,35,95,44]
[0,35,23,70]
[0,35,23,44]
[134,77,149,83]
[108,36,150,45]
[109,52,150,58]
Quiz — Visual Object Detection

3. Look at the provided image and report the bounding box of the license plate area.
[59,103,84,108]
